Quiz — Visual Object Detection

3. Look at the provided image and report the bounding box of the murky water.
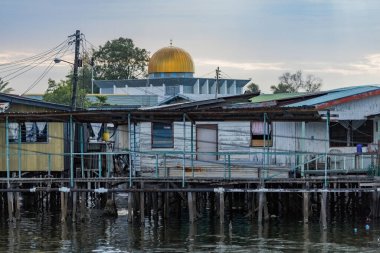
[1,195,380,252]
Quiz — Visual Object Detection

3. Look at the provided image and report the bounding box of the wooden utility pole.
[215,66,220,99]
[71,30,81,111]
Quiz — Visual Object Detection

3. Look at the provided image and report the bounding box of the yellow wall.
[0,122,65,172]
[0,104,66,172]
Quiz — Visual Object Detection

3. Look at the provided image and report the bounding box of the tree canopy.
[0,78,14,93]
[93,37,150,80]
[270,70,322,94]
[245,82,260,93]
[43,78,89,108]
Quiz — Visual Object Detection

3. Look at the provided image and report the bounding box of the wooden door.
[196,124,218,161]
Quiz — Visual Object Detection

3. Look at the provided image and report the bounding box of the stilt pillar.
[140,191,145,225]
[258,191,264,225]
[303,192,309,223]
[320,191,327,230]
[61,192,68,222]
[128,192,134,223]
[188,191,195,223]
[219,190,225,225]
[7,191,14,222]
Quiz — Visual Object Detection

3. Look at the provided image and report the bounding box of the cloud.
[195,58,285,71]
[305,54,380,75]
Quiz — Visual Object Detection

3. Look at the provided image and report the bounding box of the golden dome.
[148,46,194,74]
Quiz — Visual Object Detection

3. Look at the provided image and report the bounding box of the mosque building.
[93,44,251,106]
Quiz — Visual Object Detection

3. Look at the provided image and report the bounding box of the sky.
[2,0,380,94]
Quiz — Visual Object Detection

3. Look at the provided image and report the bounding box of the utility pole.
[71,30,81,111]
[215,66,220,99]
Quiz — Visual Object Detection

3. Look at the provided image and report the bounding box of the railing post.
[80,124,84,178]
[5,116,10,186]
[98,153,102,178]
[155,154,159,178]
[128,113,132,187]
[69,114,74,188]
[48,154,51,177]
[191,121,194,177]
[183,113,186,187]
[324,110,330,189]
[224,155,227,179]
[228,154,231,179]
[17,124,21,178]
[301,121,306,177]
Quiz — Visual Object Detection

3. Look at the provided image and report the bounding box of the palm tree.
[0,78,14,93]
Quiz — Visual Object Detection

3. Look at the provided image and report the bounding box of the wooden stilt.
[152,192,158,219]
[61,192,67,222]
[258,192,264,225]
[128,192,133,223]
[303,192,309,223]
[188,192,195,223]
[80,191,86,221]
[263,193,269,221]
[140,191,145,225]
[164,191,169,219]
[15,192,20,221]
[219,191,225,224]
[72,191,77,222]
[7,191,14,222]
[320,192,327,230]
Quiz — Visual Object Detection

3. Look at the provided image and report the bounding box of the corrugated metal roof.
[286,85,380,107]
[86,94,158,106]
[249,93,306,103]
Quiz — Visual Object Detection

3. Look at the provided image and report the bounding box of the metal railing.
[1,149,378,187]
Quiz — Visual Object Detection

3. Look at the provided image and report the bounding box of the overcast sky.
[2,0,380,94]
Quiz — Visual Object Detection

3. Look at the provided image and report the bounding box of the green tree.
[93,37,149,80]
[91,95,109,107]
[245,82,260,93]
[0,78,14,93]
[270,70,322,94]
[43,78,89,108]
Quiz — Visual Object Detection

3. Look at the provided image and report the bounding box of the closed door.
[196,124,218,161]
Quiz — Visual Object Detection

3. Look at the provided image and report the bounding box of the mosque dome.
[148,45,194,78]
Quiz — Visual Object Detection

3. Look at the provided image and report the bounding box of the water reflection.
[1,205,380,252]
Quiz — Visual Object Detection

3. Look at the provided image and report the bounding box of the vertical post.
[182,114,186,187]
[219,190,225,225]
[17,125,21,178]
[303,191,309,223]
[258,191,264,225]
[191,121,194,177]
[80,124,84,178]
[98,154,102,178]
[301,121,306,177]
[48,154,51,177]
[155,154,159,178]
[133,123,137,177]
[215,66,220,98]
[128,191,133,223]
[71,29,80,111]
[324,111,330,188]
[140,183,145,225]
[70,115,74,188]
[320,191,327,230]
[263,113,266,180]
[188,191,195,223]
[128,113,132,187]
[228,154,231,179]
[5,116,10,185]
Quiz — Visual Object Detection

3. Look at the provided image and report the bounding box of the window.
[152,122,173,148]
[165,86,180,96]
[251,121,272,147]
[8,122,48,143]
[329,120,373,147]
